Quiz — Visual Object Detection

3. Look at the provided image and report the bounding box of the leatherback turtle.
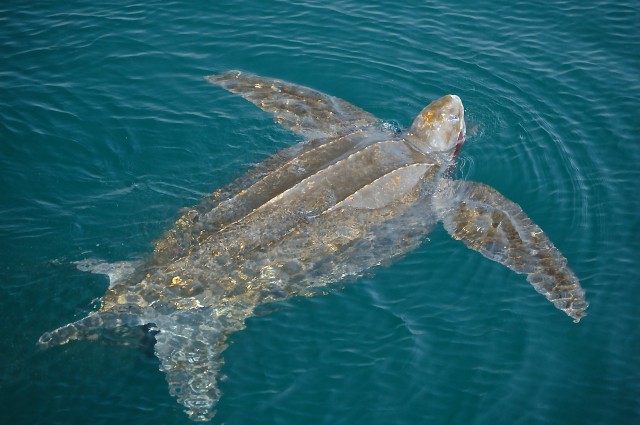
[39,71,588,421]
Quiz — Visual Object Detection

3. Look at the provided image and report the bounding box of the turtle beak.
[453,121,466,158]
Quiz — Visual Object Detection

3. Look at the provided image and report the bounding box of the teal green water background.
[1,1,638,424]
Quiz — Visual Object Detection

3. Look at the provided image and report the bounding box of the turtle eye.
[448,114,459,122]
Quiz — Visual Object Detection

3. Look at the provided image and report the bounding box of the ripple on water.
[1,1,638,424]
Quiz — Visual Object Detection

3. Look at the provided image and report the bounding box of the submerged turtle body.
[39,71,588,421]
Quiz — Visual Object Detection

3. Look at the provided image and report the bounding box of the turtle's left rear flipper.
[434,179,588,322]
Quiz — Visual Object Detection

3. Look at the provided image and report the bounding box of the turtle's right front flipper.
[434,179,588,322]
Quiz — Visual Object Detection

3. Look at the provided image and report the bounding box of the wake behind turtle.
[39,71,588,421]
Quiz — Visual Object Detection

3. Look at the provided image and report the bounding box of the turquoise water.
[1,0,638,424]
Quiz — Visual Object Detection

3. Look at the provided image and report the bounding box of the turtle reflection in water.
[39,71,588,421]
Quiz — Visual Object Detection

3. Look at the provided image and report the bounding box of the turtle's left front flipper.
[434,179,588,322]
[206,70,378,139]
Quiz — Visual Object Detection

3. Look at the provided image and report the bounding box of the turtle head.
[404,95,466,158]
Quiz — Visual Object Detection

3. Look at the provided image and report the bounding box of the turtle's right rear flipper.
[152,313,231,421]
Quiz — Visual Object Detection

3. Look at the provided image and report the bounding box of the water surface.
[1,1,638,424]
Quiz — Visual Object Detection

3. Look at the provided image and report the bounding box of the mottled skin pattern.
[39,71,588,421]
